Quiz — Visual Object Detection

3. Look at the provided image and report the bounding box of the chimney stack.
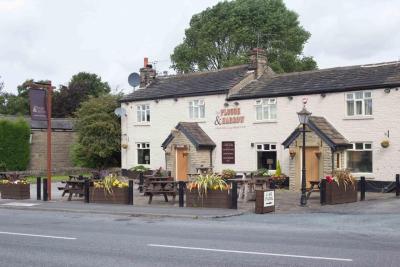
[140,57,156,88]
[248,48,268,78]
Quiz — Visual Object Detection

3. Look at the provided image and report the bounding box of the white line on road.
[148,244,353,262]
[0,231,77,240]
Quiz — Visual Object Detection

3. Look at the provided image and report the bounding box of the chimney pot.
[144,57,148,67]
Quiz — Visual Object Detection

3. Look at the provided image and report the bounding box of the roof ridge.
[157,64,249,80]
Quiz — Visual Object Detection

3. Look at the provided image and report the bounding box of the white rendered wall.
[121,87,400,182]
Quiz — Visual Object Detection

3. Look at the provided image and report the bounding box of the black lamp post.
[297,105,311,206]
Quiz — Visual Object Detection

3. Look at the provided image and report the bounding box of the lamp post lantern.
[297,102,311,206]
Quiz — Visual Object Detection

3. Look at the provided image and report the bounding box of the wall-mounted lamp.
[288,96,293,100]
[155,99,159,103]
[224,102,229,107]
[250,143,254,148]
[384,88,391,94]
[234,101,239,106]
[321,93,326,98]
[174,98,178,102]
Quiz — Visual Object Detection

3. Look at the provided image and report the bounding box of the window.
[255,98,277,121]
[137,142,150,164]
[136,104,150,123]
[346,91,372,116]
[256,143,277,170]
[346,142,372,173]
[189,100,205,119]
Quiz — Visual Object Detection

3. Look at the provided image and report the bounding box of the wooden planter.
[186,189,231,209]
[0,184,30,199]
[89,187,129,204]
[324,181,357,205]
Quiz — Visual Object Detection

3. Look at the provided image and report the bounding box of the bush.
[0,118,30,171]
[221,169,236,179]
[275,160,282,177]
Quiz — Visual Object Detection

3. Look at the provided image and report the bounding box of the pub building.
[120,49,400,190]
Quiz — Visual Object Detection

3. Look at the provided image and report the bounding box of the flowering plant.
[188,174,229,197]
[0,179,29,185]
[221,169,236,180]
[325,175,334,183]
[94,174,128,195]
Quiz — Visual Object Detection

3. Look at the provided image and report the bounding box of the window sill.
[188,119,206,123]
[253,120,277,124]
[343,116,374,121]
[350,173,374,179]
[134,123,151,126]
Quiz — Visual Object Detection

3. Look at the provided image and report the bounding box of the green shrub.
[0,118,30,171]
[221,169,236,179]
[275,160,282,177]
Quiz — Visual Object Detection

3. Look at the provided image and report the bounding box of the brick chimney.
[248,48,268,78]
[140,57,156,88]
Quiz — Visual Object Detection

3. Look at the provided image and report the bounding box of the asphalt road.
[0,209,399,267]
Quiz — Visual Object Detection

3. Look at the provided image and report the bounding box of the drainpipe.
[331,148,335,173]
[209,149,213,170]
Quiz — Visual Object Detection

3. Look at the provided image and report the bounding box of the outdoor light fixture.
[384,88,391,94]
[288,96,293,100]
[297,99,311,206]
[251,143,254,148]
[234,101,239,106]
[155,99,159,103]
[174,98,178,102]
[321,93,326,98]
[224,102,229,107]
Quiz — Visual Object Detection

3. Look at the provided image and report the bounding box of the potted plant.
[323,170,357,205]
[0,179,30,200]
[221,169,236,180]
[381,139,389,148]
[90,174,129,204]
[186,174,231,208]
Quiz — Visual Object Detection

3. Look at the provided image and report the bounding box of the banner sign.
[222,141,235,164]
[29,88,47,121]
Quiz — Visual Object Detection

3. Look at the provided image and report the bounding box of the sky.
[1,0,399,94]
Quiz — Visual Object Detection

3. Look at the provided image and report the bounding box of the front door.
[304,147,320,187]
[176,148,188,181]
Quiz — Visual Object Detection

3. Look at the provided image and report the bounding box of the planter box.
[89,187,129,204]
[186,189,231,209]
[0,184,30,199]
[324,182,357,205]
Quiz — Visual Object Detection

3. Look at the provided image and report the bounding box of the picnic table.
[58,176,89,201]
[143,176,177,204]
[306,181,320,200]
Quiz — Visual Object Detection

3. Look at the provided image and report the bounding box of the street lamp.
[297,103,311,206]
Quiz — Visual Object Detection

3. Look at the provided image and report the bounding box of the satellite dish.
[128,72,140,88]
[114,107,126,117]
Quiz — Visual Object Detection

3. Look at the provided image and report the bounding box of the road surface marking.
[148,244,353,262]
[2,202,40,207]
[0,231,76,240]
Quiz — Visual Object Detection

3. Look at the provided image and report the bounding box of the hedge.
[0,118,30,171]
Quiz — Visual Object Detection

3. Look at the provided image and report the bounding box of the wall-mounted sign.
[222,141,235,164]
[29,89,47,121]
[264,191,274,207]
[215,107,244,125]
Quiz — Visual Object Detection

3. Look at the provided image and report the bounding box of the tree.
[0,79,32,116]
[72,95,121,169]
[171,0,317,73]
[53,72,111,117]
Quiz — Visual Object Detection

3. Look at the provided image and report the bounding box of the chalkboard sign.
[222,141,235,164]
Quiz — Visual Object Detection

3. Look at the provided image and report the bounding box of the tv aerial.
[114,107,127,117]
[128,72,140,89]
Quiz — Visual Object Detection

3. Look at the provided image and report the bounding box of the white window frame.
[255,143,277,171]
[189,99,205,119]
[346,91,372,117]
[255,98,277,121]
[136,142,150,165]
[136,104,150,123]
[346,142,373,175]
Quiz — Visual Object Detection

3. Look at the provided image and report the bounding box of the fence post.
[84,179,90,203]
[360,176,366,201]
[396,174,400,197]
[36,177,41,200]
[128,180,134,205]
[139,172,144,193]
[231,180,238,210]
[320,179,326,205]
[178,181,185,208]
[43,178,48,201]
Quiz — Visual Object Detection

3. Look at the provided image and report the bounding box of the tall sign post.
[29,81,54,200]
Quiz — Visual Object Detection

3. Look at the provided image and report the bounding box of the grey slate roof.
[229,61,400,100]
[0,115,75,130]
[121,65,250,102]
[282,116,351,150]
[161,122,216,149]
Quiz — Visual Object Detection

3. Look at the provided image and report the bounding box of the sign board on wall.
[29,89,47,121]
[215,107,245,125]
[221,141,235,164]
[264,191,274,207]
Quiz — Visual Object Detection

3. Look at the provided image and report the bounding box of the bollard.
[84,179,90,203]
[43,178,48,201]
[396,174,400,197]
[36,177,41,200]
[320,179,326,205]
[230,180,238,209]
[178,181,185,208]
[360,176,366,201]
[139,172,144,193]
[128,180,134,205]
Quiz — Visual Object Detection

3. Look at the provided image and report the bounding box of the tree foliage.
[72,95,121,169]
[53,72,111,118]
[0,118,30,171]
[171,0,317,73]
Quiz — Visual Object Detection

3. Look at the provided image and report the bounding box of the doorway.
[302,147,320,187]
[176,148,188,181]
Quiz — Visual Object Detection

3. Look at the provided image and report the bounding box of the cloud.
[0,0,24,12]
